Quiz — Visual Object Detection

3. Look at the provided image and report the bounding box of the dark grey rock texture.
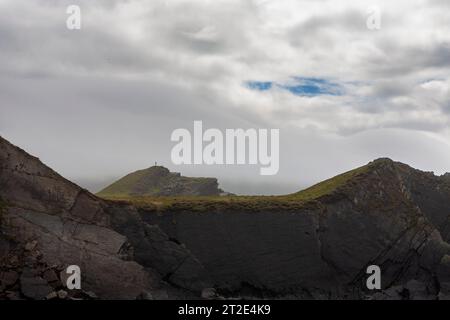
[1,136,450,299]
[0,136,199,299]
[140,159,450,299]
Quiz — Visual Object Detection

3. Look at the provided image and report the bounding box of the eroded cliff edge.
[137,159,450,299]
[1,136,450,299]
[0,136,207,299]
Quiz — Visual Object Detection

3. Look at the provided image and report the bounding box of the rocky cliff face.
[0,137,207,299]
[1,136,450,300]
[97,166,224,197]
[139,159,450,299]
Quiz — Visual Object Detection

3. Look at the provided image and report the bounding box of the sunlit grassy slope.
[288,163,369,201]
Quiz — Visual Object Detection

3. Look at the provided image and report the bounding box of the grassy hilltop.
[98,165,224,197]
[99,161,372,212]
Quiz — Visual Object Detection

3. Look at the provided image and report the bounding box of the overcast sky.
[1,0,450,195]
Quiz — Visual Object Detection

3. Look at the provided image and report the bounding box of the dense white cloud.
[1,0,450,194]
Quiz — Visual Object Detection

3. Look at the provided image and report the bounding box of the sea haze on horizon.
[1,0,450,195]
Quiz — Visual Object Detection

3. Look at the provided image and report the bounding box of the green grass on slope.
[97,162,372,213]
[101,194,313,212]
[97,166,216,197]
[97,169,150,196]
[289,164,369,201]
[99,164,370,213]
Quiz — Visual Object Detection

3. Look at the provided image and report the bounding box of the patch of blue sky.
[246,81,273,91]
[246,77,344,96]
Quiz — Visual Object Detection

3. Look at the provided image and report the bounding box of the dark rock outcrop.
[0,136,207,299]
[139,159,450,299]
